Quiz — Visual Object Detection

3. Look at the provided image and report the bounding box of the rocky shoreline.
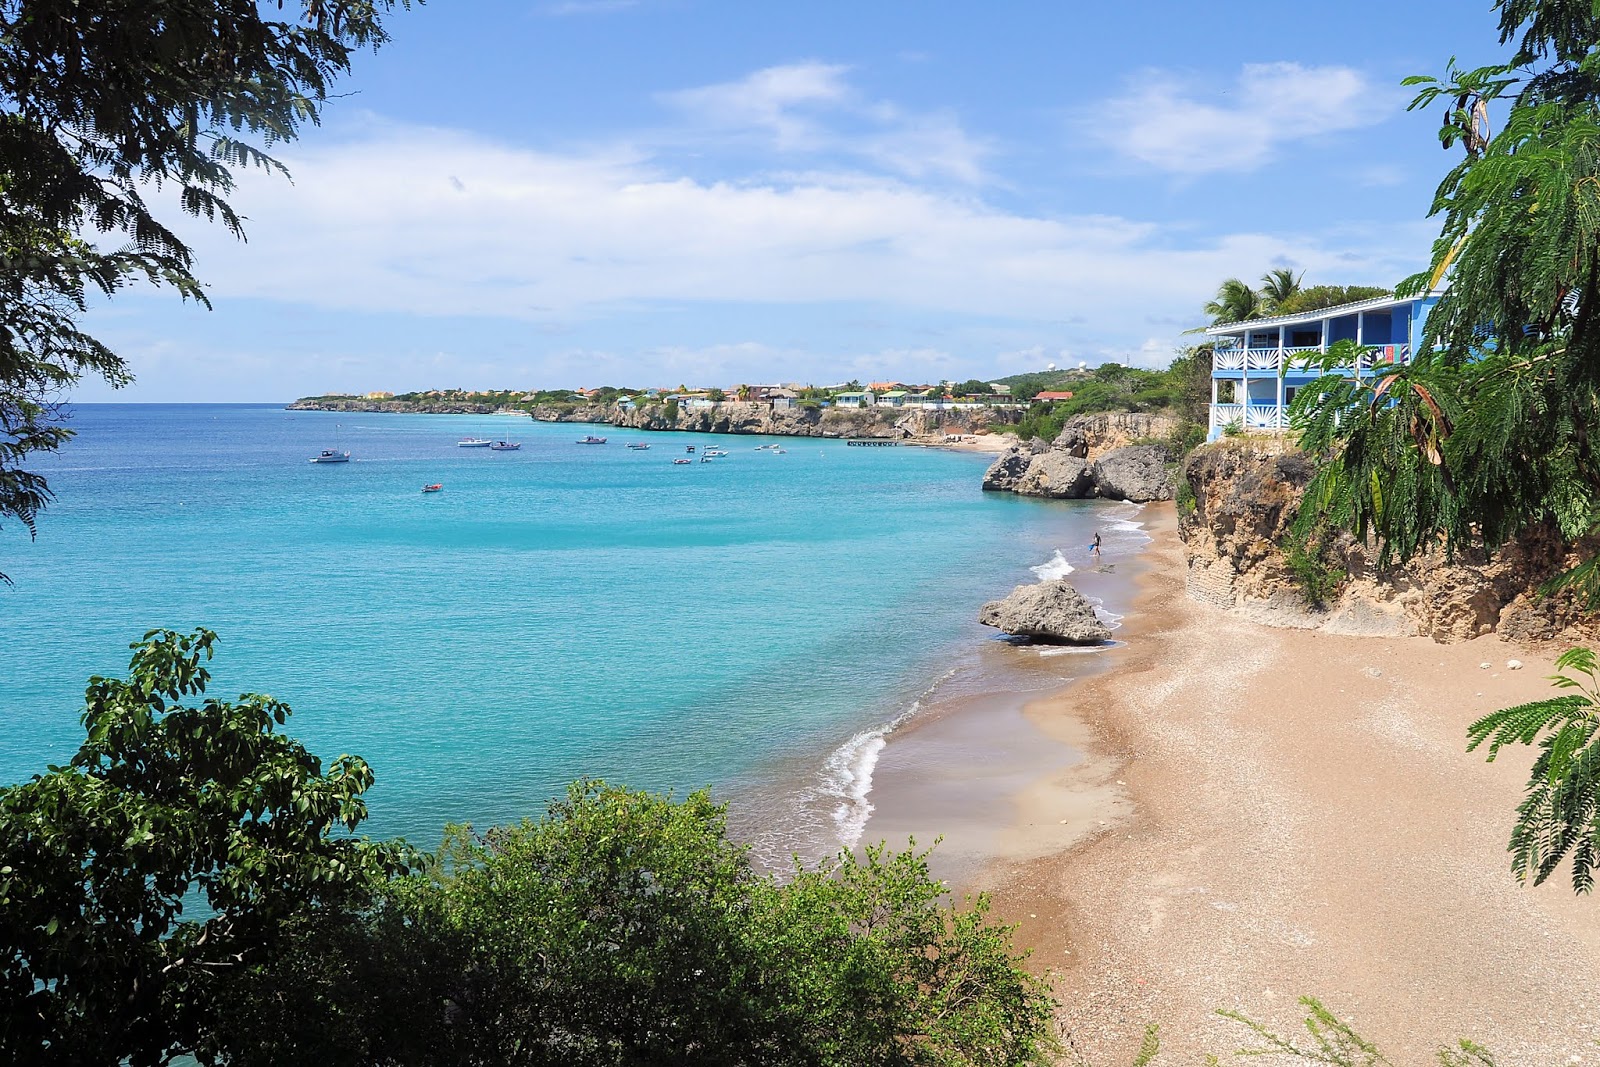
[287,397,1015,442]
[980,412,1179,503]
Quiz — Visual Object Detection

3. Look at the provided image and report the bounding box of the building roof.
[1035,390,1075,401]
[869,381,901,391]
[1204,293,1430,335]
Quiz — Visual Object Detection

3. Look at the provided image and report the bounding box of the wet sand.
[977,505,1600,1063]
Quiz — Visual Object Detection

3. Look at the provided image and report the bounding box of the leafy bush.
[1283,538,1345,609]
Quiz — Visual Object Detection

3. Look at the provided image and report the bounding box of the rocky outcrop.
[1013,450,1095,498]
[979,580,1112,644]
[1091,445,1175,502]
[1180,441,1600,644]
[982,414,1180,503]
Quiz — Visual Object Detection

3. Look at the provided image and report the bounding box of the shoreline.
[973,506,1600,1063]
[856,503,1155,886]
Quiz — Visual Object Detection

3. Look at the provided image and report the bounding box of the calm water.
[0,405,1132,859]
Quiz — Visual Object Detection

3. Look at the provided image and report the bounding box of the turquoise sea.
[0,405,1141,861]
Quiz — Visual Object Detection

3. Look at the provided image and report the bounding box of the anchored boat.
[310,449,350,464]
[458,438,492,448]
[490,441,522,451]
[577,435,607,444]
[422,483,443,493]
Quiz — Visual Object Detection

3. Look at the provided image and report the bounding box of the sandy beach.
[979,504,1600,1064]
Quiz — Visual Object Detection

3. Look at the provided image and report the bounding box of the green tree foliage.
[208,781,1059,1066]
[0,0,413,574]
[0,629,409,1066]
[1259,267,1304,311]
[1467,649,1600,892]
[1273,284,1392,315]
[707,386,727,402]
[1203,277,1265,324]
[955,379,994,395]
[1198,275,1389,325]
[1002,352,1212,453]
[1293,0,1600,584]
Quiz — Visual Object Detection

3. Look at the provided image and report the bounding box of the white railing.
[1209,402,1289,433]
[1243,404,1288,430]
[1214,344,1410,375]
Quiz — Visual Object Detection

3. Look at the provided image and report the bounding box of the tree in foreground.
[0,0,413,576]
[0,628,410,1066]
[218,782,1060,1067]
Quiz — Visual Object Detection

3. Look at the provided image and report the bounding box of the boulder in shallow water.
[981,446,1032,491]
[1090,444,1175,502]
[1016,450,1094,499]
[979,579,1112,644]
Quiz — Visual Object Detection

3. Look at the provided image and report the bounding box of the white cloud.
[1088,62,1398,174]
[173,120,1414,341]
[662,63,852,150]
[659,63,992,184]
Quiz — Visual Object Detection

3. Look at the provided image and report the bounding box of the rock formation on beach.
[979,579,1112,644]
[982,413,1178,502]
[1180,439,1600,643]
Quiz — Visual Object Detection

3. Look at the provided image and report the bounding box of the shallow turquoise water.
[0,405,1124,857]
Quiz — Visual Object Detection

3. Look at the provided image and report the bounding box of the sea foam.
[1030,548,1075,580]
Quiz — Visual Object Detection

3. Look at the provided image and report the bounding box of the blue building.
[1203,293,1438,439]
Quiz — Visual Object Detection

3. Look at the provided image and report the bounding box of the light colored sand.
[983,505,1600,1064]
[903,432,1016,454]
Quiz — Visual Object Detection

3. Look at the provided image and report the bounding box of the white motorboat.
[310,449,350,464]
[489,441,522,451]
[458,438,493,448]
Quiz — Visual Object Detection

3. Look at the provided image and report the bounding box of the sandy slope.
[984,505,1600,1064]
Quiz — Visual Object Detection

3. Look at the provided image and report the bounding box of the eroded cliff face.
[533,402,1009,439]
[982,412,1179,503]
[1180,441,1599,644]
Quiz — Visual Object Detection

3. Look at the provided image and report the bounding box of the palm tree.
[1202,277,1263,325]
[1259,268,1304,312]
[735,384,751,402]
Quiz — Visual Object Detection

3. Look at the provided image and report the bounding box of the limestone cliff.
[535,401,1010,440]
[982,412,1179,503]
[1180,440,1599,644]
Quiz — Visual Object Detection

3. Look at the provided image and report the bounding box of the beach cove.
[0,403,1140,872]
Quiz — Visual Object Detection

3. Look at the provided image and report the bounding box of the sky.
[77,0,1508,401]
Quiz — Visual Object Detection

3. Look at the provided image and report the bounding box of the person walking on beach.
[1092,532,1102,558]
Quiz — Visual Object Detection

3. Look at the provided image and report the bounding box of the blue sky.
[80,0,1505,401]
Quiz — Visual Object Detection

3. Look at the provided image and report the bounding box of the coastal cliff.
[981,412,1179,503]
[290,396,1013,440]
[1179,440,1599,643]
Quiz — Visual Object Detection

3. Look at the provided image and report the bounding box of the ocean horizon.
[1,403,1142,862]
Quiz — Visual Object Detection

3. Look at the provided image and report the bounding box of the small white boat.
[627,442,651,450]
[673,458,692,465]
[577,435,608,445]
[310,449,350,464]
[771,447,787,454]
[458,438,492,448]
[703,448,729,458]
[489,441,522,451]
